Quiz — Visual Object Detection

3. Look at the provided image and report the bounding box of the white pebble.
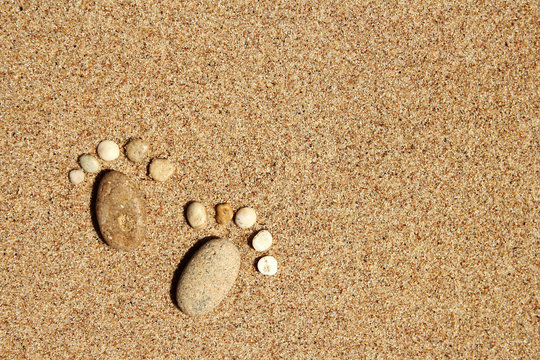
[149,158,175,182]
[234,207,256,228]
[97,140,120,161]
[79,154,100,173]
[257,256,278,276]
[186,201,207,229]
[252,230,272,252]
[69,169,85,185]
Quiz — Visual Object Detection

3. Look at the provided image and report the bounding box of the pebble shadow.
[253,256,264,272]
[169,236,220,309]
[246,231,258,248]
[90,170,111,246]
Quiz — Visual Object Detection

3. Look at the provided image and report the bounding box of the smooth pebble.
[95,171,146,250]
[257,255,278,276]
[215,203,234,225]
[149,158,175,182]
[125,138,149,163]
[97,140,120,161]
[79,154,100,173]
[69,169,85,185]
[176,238,240,316]
[252,230,273,252]
[186,201,207,229]
[234,207,256,228]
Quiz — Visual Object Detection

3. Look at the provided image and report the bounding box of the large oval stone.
[95,170,146,250]
[176,238,240,316]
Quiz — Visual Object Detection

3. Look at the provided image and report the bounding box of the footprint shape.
[70,138,174,250]
[69,137,277,315]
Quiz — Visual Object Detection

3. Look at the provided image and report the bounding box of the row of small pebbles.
[185,202,258,230]
[69,138,175,184]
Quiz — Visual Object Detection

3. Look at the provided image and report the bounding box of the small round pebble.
[149,158,175,182]
[252,230,273,252]
[234,207,256,228]
[125,138,149,163]
[97,140,120,161]
[186,201,207,229]
[215,203,234,225]
[257,255,278,276]
[79,154,100,173]
[69,169,85,185]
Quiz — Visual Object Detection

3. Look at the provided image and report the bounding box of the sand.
[0,1,538,359]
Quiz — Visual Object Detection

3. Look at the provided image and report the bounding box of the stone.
[69,169,85,185]
[257,255,278,276]
[215,203,233,225]
[95,170,146,250]
[79,154,100,173]
[186,201,207,229]
[176,238,240,316]
[149,158,175,182]
[234,207,256,228]
[125,138,149,163]
[97,140,120,161]
[252,230,272,252]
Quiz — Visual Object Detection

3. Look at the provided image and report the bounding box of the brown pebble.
[95,171,146,251]
[176,238,240,316]
[215,203,234,225]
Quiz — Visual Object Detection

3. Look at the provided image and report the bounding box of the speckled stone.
[215,203,234,225]
[125,138,149,163]
[95,171,146,251]
[149,158,175,182]
[176,238,240,316]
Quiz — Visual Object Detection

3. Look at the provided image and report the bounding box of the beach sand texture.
[0,1,538,358]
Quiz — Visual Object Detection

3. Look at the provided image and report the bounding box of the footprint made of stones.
[69,138,277,316]
[69,138,175,250]
[175,202,278,316]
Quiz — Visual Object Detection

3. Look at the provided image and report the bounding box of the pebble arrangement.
[69,137,279,316]
[182,201,278,276]
[68,138,174,185]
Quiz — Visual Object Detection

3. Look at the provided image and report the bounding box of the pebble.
[234,207,256,228]
[97,140,120,161]
[95,171,146,250]
[257,255,278,276]
[125,138,149,163]
[215,203,234,225]
[252,230,273,252]
[186,201,207,229]
[69,169,85,185]
[176,238,240,316]
[79,154,100,173]
[149,158,175,182]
